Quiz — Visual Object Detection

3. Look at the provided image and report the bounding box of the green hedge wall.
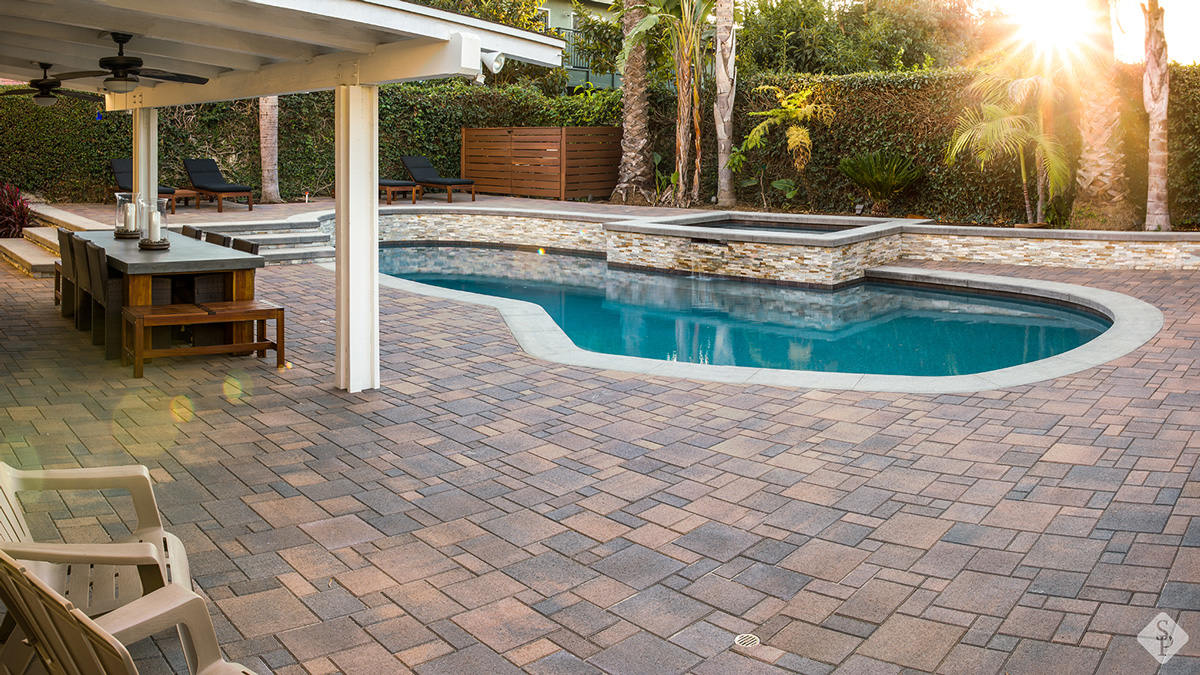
[1,66,1198,225]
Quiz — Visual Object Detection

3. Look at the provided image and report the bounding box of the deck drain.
[734,634,761,648]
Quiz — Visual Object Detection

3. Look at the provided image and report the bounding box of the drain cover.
[734,634,761,647]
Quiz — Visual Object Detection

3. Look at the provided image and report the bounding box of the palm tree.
[1070,0,1137,230]
[259,96,282,203]
[611,3,655,205]
[1143,0,1170,231]
[713,0,737,207]
[946,103,1070,224]
[621,0,713,207]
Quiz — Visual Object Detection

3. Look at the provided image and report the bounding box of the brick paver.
[1,231,1198,674]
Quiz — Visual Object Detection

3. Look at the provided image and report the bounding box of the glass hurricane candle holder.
[114,192,141,239]
[138,198,170,250]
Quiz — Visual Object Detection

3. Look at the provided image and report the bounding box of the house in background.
[540,0,622,90]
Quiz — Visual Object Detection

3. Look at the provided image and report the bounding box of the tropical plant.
[1070,0,1137,230]
[742,85,833,173]
[713,0,738,206]
[621,0,714,207]
[946,103,1070,224]
[838,151,923,216]
[0,184,32,238]
[1143,0,1170,231]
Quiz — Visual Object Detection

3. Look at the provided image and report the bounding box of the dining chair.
[181,224,204,240]
[231,238,260,254]
[68,235,92,332]
[205,231,232,247]
[56,228,75,319]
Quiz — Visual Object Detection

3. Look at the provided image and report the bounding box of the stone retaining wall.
[374,213,607,253]
[901,233,1200,270]
[606,230,903,286]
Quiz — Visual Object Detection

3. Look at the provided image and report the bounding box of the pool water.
[381,247,1111,377]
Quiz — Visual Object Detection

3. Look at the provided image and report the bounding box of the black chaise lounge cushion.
[400,156,474,186]
[379,179,418,188]
[110,159,176,194]
[183,158,253,192]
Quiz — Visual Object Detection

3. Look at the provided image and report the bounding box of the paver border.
[351,261,1164,394]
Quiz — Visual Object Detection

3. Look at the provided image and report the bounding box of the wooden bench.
[121,300,284,377]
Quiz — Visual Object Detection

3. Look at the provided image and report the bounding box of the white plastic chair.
[0,548,255,675]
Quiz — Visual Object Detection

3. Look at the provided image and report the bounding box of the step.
[239,232,330,248]
[24,226,60,254]
[0,238,58,278]
[182,219,322,235]
[262,246,336,264]
[30,204,110,231]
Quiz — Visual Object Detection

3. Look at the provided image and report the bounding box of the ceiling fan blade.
[133,68,208,85]
[0,89,38,96]
[52,70,110,81]
[57,90,105,102]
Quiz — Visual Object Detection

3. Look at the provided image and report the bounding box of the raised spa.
[380,246,1112,378]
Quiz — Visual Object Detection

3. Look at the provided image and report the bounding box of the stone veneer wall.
[901,233,1200,270]
[606,230,904,286]
[370,214,607,253]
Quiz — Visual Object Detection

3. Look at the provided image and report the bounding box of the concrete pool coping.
[355,261,1164,394]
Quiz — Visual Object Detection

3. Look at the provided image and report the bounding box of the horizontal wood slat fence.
[461,127,621,201]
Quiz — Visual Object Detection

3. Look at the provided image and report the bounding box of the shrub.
[0,184,32,238]
[838,151,923,216]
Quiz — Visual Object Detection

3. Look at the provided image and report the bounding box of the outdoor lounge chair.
[401,155,475,202]
[184,158,254,213]
[0,549,255,675]
[111,158,185,214]
[0,462,192,671]
[380,178,423,204]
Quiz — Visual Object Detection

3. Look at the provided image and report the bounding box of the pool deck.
[4,198,1199,674]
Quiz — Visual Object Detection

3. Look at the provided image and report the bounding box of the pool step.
[263,246,337,264]
[0,237,57,278]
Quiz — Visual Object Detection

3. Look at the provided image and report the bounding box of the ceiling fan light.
[32,93,57,107]
[104,74,138,94]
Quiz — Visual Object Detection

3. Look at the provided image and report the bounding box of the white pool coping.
[354,263,1163,394]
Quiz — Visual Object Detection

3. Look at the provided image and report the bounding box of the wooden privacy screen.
[461,127,621,200]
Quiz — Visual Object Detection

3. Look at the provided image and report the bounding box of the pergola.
[0,0,563,392]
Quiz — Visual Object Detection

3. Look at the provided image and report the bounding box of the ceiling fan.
[63,32,210,94]
[0,63,105,107]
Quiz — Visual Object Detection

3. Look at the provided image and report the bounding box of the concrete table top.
[77,231,264,275]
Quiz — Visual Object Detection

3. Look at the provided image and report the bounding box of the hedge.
[1,66,1198,225]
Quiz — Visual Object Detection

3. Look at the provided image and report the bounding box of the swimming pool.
[380,246,1111,378]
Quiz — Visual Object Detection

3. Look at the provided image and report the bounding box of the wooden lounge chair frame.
[183,158,254,213]
[400,155,475,203]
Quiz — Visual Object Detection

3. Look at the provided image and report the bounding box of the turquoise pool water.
[380,247,1111,377]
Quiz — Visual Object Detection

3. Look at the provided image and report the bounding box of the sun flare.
[1003,0,1092,64]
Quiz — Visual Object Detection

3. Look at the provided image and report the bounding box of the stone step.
[239,231,330,248]
[0,238,58,278]
[262,246,336,264]
[182,220,321,235]
[24,226,60,254]
[31,204,110,232]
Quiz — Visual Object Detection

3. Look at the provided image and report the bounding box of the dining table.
[76,231,265,349]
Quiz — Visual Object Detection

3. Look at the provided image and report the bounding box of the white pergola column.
[131,107,158,206]
[334,84,380,392]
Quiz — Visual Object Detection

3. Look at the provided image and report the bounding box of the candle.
[123,203,135,232]
[150,211,161,241]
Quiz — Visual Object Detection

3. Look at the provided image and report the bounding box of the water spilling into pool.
[380,246,1110,377]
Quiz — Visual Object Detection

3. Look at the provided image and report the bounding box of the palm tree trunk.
[1019,150,1034,225]
[671,56,694,208]
[258,96,282,203]
[713,0,736,207]
[1070,0,1137,230]
[611,5,655,205]
[1036,148,1047,223]
[1144,0,1170,231]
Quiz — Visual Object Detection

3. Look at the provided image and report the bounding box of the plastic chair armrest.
[95,583,229,671]
[5,464,164,533]
[0,542,162,567]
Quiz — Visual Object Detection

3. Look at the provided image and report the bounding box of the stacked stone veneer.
[606,230,904,286]
[901,233,1200,269]
[374,213,607,253]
